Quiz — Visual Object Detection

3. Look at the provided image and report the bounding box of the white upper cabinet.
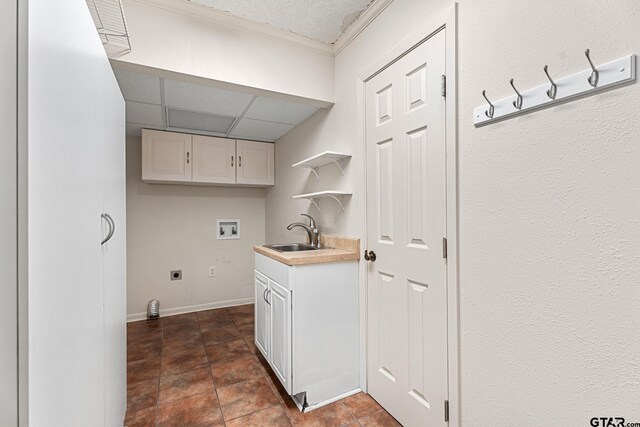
[192,135,236,184]
[142,130,274,187]
[237,139,275,186]
[142,129,191,182]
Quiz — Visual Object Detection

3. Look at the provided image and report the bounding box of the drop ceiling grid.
[115,68,319,141]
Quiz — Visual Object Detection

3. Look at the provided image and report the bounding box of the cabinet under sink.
[254,252,360,411]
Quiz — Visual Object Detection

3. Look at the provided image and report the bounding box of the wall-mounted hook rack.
[474,53,636,127]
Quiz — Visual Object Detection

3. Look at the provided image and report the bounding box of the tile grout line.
[154,320,164,426]
[127,307,266,426]
[200,318,225,426]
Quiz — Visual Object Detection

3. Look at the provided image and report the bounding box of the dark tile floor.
[125,304,400,427]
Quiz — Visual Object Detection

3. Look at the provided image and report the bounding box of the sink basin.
[265,243,319,252]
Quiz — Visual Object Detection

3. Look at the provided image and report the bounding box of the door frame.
[357,4,459,426]
[1,0,19,424]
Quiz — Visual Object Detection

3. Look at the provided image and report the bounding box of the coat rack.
[474,50,636,127]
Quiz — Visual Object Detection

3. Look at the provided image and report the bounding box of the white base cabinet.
[254,253,359,409]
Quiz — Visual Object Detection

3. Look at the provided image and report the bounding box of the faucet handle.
[300,213,317,228]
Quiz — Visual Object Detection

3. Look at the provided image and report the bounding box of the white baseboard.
[127,297,255,322]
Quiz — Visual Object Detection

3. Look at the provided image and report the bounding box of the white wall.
[118,0,334,104]
[458,0,640,424]
[0,1,18,424]
[126,136,266,319]
[267,0,640,424]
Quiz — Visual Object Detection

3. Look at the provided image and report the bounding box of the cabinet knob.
[364,250,376,262]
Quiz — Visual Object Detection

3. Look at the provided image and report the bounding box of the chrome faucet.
[286,214,321,248]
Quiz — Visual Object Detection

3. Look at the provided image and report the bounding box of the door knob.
[364,250,376,262]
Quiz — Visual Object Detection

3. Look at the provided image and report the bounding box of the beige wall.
[458,0,640,423]
[119,0,334,104]
[267,0,640,423]
[126,136,266,319]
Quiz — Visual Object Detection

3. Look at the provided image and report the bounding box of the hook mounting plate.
[474,54,636,127]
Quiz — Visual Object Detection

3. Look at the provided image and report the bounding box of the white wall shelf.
[291,151,351,181]
[292,190,352,212]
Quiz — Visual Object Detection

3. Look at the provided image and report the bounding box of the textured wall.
[458,0,640,424]
[126,136,266,318]
[267,0,640,424]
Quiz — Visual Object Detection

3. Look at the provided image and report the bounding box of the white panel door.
[142,129,192,182]
[101,60,127,427]
[192,135,236,184]
[255,271,270,359]
[236,139,275,186]
[365,30,448,427]
[268,280,292,393]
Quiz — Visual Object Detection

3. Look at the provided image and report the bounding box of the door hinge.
[441,75,447,98]
[444,400,449,422]
[442,237,448,259]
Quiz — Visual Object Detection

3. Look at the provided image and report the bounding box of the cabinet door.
[27,0,106,422]
[101,61,127,427]
[192,135,236,184]
[255,271,270,360]
[142,129,192,182]
[269,280,292,393]
[236,139,274,186]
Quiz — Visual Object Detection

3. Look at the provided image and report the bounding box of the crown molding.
[133,0,334,56]
[333,0,394,56]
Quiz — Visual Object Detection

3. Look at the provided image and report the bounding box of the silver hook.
[585,49,599,87]
[543,65,557,100]
[482,90,495,118]
[510,78,523,109]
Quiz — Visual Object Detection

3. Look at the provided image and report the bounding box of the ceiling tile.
[164,79,253,117]
[126,102,163,127]
[167,108,236,134]
[229,118,294,142]
[114,69,161,104]
[244,97,317,125]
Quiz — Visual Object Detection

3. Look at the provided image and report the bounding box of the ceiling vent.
[166,108,237,135]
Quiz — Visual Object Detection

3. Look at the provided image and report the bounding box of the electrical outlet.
[209,266,216,278]
[170,270,182,281]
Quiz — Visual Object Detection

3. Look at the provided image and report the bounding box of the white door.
[268,280,292,393]
[142,129,192,182]
[236,139,275,186]
[192,135,237,184]
[365,30,448,427]
[101,60,127,427]
[255,271,270,359]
